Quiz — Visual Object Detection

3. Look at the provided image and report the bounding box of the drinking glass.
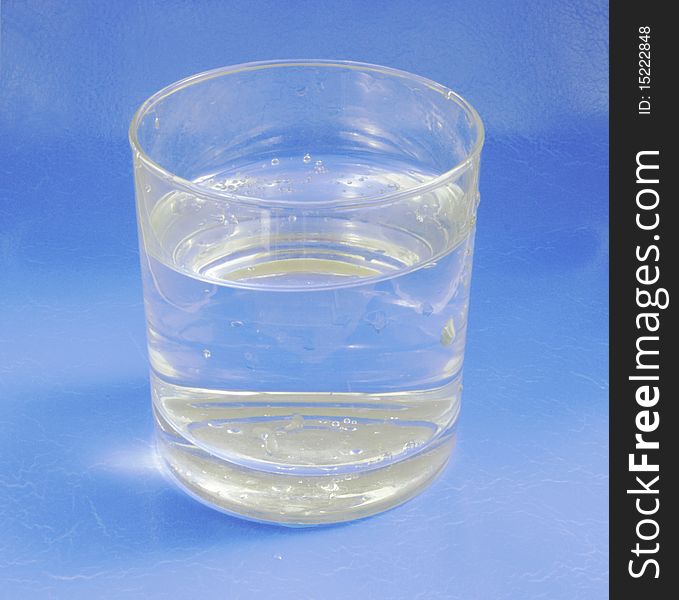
[129,60,484,525]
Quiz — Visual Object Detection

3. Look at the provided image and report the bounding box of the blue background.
[0,1,608,598]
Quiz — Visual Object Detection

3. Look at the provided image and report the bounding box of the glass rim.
[129,59,485,209]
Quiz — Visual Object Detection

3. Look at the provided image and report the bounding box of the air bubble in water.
[271,158,280,166]
[350,448,363,455]
[288,215,296,223]
[202,349,211,359]
[230,320,244,328]
[303,153,311,163]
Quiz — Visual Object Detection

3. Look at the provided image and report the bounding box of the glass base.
[155,407,457,526]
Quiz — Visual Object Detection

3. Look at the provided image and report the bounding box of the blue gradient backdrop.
[0,1,608,598]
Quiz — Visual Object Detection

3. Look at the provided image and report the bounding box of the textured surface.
[0,1,608,598]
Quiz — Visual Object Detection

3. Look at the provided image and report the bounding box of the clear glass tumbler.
[130,60,483,525]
